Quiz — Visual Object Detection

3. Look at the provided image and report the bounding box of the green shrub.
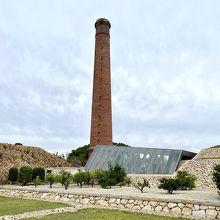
[32,167,45,182]
[108,163,127,184]
[176,171,196,190]
[73,170,86,188]
[8,167,18,184]
[132,178,150,193]
[18,166,33,186]
[213,164,220,193]
[84,171,91,185]
[46,173,56,188]
[96,164,127,188]
[158,178,179,194]
[56,170,72,190]
[97,170,111,188]
[89,171,97,187]
[33,176,42,187]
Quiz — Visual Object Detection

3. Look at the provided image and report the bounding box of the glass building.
[85,145,196,174]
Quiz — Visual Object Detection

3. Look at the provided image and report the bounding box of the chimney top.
[95,18,111,29]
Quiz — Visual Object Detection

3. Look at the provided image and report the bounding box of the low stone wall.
[194,148,220,159]
[128,174,174,188]
[0,188,220,219]
[178,159,220,189]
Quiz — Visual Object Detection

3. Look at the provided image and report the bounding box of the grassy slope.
[27,208,190,220]
[0,196,69,216]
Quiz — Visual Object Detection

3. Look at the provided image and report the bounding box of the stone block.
[142,205,152,212]
[162,206,170,214]
[155,206,162,212]
[96,199,108,206]
[121,199,128,205]
[109,198,116,204]
[192,210,205,218]
[178,203,184,208]
[193,205,200,210]
[149,201,158,207]
[125,203,134,209]
[170,207,181,215]
[80,198,90,205]
[168,202,177,209]
[206,209,217,218]
[182,207,192,216]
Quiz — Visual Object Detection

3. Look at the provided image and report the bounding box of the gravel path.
[1,184,219,205]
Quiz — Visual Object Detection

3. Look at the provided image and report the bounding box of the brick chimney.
[89,18,112,156]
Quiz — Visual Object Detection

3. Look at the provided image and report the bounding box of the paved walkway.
[1,184,219,205]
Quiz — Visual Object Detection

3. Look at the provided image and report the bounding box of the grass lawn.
[27,208,190,220]
[0,196,70,216]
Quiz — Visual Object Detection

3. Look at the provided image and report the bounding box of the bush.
[108,163,127,184]
[89,171,97,187]
[46,173,56,188]
[84,171,91,185]
[56,170,72,190]
[32,167,45,182]
[97,170,111,188]
[213,164,220,193]
[18,166,33,186]
[158,178,179,194]
[176,171,196,190]
[33,176,42,187]
[117,176,132,187]
[8,167,18,184]
[96,164,127,188]
[132,178,150,193]
[73,170,86,188]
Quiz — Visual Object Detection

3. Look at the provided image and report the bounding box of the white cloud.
[0,0,220,153]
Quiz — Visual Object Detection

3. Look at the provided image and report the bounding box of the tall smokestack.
[89,18,112,155]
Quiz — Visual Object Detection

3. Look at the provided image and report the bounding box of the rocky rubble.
[0,143,71,183]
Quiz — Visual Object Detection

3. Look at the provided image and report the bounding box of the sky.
[0,0,220,154]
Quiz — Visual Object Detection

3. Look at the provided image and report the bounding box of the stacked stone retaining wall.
[0,187,220,219]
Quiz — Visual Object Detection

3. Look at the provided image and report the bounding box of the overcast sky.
[0,0,220,154]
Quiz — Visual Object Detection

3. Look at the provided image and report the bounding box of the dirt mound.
[0,143,71,183]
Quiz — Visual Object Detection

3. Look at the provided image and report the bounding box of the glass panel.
[85,146,186,174]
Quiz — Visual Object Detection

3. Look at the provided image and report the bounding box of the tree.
[46,173,56,189]
[97,170,111,188]
[56,170,72,190]
[213,164,220,194]
[32,167,45,182]
[107,163,127,187]
[96,164,127,188]
[67,144,89,166]
[8,167,18,184]
[176,171,196,190]
[132,178,150,193]
[73,170,86,188]
[158,178,179,194]
[18,166,33,186]
[33,176,42,187]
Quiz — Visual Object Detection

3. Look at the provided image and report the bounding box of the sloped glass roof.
[85,146,196,174]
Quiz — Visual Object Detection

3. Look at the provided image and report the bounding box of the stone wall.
[194,148,220,159]
[0,188,219,219]
[128,174,174,188]
[178,159,220,189]
[177,148,220,189]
